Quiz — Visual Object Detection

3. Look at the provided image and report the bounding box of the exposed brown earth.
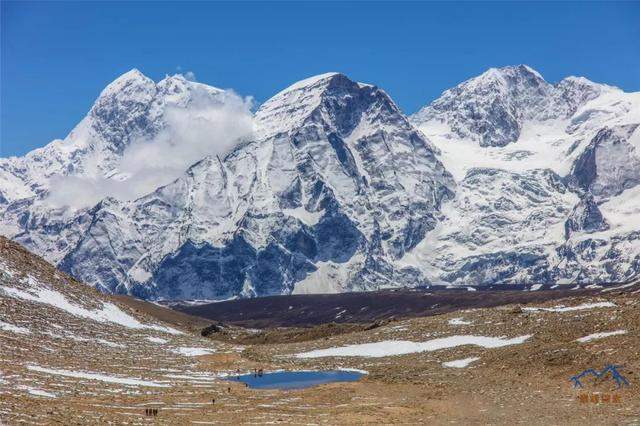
[1,237,639,424]
[201,321,389,345]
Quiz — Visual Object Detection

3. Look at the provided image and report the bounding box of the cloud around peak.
[45,80,254,210]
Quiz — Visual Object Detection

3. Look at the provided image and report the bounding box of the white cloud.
[45,85,254,209]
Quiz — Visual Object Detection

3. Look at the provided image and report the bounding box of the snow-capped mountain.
[0,70,227,204]
[1,65,639,299]
[1,71,454,299]
[411,65,613,148]
[407,65,640,286]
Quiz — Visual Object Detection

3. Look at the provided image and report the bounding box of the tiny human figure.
[212,398,215,404]
[228,387,231,393]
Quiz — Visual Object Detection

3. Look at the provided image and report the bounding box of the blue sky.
[1,1,639,157]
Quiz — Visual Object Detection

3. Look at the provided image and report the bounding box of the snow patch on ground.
[27,365,170,387]
[337,367,369,374]
[95,339,126,348]
[442,357,480,368]
[523,302,615,312]
[171,347,215,357]
[0,278,182,334]
[146,336,168,344]
[448,317,472,326]
[601,282,638,293]
[295,335,532,358]
[0,319,30,334]
[163,373,216,382]
[576,330,627,343]
[19,386,57,398]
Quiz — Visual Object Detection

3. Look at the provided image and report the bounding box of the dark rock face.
[564,195,609,239]
[201,323,225,337]
[88,71,156,154]
[570,137,599,193]
[570,124,640,199]
[441,250,552,287]
[554,231,640,283]
[132,206,365,300]
[142,238,256,300]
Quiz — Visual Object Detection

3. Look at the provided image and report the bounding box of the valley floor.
[2,282,640,424]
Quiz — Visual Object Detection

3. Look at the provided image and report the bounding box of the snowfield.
[0,276,182,334]
[146,336,169,344]
[171,347,215,357]
[0,320,30,334]
[448,317,472,326]
[522,302,616,313]
[27,365,171,387]
[18,386,57,398]
[295,335,532,358]
[442,357,480,368]
[576,330,627,343]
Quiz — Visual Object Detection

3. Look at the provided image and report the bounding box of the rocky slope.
[3,235,638,424]
[1,65,639,298]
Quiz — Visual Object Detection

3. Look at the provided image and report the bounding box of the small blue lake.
[229,370,365,390]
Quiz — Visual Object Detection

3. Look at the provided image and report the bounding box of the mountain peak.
[97,69,155,98]
[283,72,342,92]
[557,75,618,95]
[498,64,544,79]
[156,74,225,107]
[409,64,625,147]
[470,64,548,92]
[255,72,372,138]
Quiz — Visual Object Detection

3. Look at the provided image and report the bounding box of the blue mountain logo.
[570,365,630,389]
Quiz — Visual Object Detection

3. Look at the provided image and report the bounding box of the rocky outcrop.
[564,195,609,239]
[569,124,640,200]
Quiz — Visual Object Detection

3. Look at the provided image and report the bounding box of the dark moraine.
[163,284,638,328]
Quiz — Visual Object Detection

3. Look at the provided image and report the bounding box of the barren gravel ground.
[1,237,639,425]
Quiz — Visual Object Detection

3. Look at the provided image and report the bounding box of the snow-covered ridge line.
[2,65,639,299]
